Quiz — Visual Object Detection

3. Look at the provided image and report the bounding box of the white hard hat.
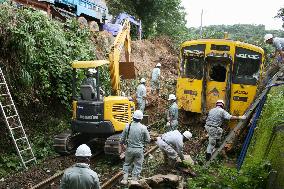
[168,94,176,100]
[140,78,146,83]
[75,144,92,157]
[88,68,97,74]
[264,34,273,42]
[133,110,143,120]
[156,63,161,67]
[216,99,224,107]
[183,131,192,140]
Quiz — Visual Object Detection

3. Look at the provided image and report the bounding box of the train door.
[204,56,232,112]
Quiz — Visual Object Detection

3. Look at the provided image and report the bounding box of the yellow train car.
[176,39,264,118]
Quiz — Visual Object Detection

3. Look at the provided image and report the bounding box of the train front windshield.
[233,47,262,85]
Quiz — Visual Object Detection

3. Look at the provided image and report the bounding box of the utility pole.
[200,9,203,38]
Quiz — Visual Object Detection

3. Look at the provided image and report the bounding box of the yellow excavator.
[53,19,136,156]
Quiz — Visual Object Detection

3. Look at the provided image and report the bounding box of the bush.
[188,162,270,189]
[0,3,107,107]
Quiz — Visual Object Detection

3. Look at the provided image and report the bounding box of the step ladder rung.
[0,94,9,96]
[11,126,22,130]
[2,104,14,108]
[15,137,27,142]
[0,83,6,85]
[19,147,31,153]
[6,115,18,119]
[24,158,36,164]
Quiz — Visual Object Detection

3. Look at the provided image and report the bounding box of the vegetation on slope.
[0,3,98,107]
[244,86,284,188]
[187,161,269,189]
[0,3,110,176]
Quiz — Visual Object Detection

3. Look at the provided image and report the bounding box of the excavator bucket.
[119,61,136,79]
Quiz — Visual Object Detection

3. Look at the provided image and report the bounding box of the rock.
[146,174,181,188]
[128,174,182,189]
[183,154,194,165]
[129,180,151,189]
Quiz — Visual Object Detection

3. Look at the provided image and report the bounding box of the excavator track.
[54,131,122,156]
[53,132,82,155]
[104,134,124,157]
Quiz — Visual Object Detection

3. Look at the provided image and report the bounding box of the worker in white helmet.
[120,110,150,185]
[205,100,246,161]
[264,34,284,64]
[156,130,192,167]
[60,144,101,189]
[151,63,161,95]
[136,78,147,112]
[82,68,97,90]
[264,34,284,79]
[81,68,98,100]
[166,94,178,131]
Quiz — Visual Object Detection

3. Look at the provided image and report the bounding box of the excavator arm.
[114,13,142,40]
[109,19,134,95]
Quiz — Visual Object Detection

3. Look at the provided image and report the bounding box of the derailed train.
[176,37,264,121]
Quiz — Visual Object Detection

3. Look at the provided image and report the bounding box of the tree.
[106,0,189,42]
[276,7,284,28]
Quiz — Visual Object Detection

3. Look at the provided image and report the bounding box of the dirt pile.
[94,31,179,124]
[129,37,179,124]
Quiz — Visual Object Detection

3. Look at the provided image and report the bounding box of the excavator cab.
[71,61,109,136]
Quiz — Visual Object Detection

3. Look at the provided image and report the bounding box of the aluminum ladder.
[0,68,36,169]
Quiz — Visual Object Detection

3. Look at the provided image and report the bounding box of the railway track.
[30,145,158,189]
[101,145,158,189]
[31,121,161,189]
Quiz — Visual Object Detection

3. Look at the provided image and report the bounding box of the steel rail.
[101,145,158,189]
[31,121,160,189]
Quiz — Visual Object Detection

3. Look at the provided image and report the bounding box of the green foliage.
[275,7,284,28]
[106,0,190,43]
[0,3,106,107]
[188,24,284,45]
[186,24,284,60]
[244,86,284,188]
[0,154,23,175]
[188,162,270,189]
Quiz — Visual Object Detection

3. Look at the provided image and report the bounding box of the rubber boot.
[120,173,128,185]
[206,153,211,161]
[130,175,139,185]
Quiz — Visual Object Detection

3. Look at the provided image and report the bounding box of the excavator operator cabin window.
[208,62,227,82]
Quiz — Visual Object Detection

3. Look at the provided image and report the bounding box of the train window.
[208,62,226,82]
[233,47,261,85]
[181,56,203,79]
[233,58,260,85]
[211,44,230,51]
